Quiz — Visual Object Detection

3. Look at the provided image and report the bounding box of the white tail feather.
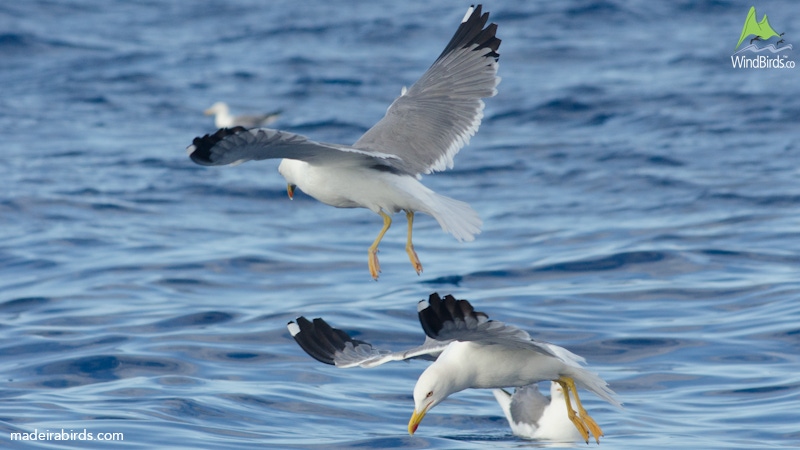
[426,193,482,242]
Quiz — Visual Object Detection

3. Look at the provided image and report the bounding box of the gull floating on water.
[204,102,282,128]
[287,293,621,443]
[493,382,585,442]
[187,5,500,280]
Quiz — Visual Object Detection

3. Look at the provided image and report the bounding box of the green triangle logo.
[735,6,782,50]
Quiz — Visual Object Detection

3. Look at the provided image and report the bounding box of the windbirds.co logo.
[731,6,795,69]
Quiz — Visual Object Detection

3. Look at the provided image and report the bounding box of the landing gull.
[493,382,585,442]
[204,102,281,128]
[287,293,621,443]
[187,5,500,280]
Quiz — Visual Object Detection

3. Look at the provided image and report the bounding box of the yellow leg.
[405,211,423,275]
[557,379,590,444]
[368,211,392,280]
[559,376,604,444]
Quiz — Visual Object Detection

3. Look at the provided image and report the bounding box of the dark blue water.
[2,1,799,448]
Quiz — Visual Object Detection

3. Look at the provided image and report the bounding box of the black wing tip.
[288,316,369,366]
[288,316,338,365]
[418,292,487,339]
[187,126,248,165]
[474,23,501,59]
[438,4,501,62]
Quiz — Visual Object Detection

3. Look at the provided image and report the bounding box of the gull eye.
[425,391,433,398]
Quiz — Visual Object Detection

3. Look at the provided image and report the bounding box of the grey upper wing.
[352,5,501,176]
[417,293,557,357]
[287,316,447,369]
[187,126,399,168]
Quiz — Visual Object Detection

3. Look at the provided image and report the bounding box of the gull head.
[204,102,228,116]
[408,365,457,435]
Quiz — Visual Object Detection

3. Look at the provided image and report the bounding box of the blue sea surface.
[2,1,799,448]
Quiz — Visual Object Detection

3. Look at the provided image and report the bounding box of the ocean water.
[2,0,799,448]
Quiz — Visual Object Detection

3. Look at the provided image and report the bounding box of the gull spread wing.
[287,316,448,369]
[187,127,400,168]
[352,5,501,176]
[417,293,557,357]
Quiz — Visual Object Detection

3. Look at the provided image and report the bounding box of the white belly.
[295,164,433,214]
